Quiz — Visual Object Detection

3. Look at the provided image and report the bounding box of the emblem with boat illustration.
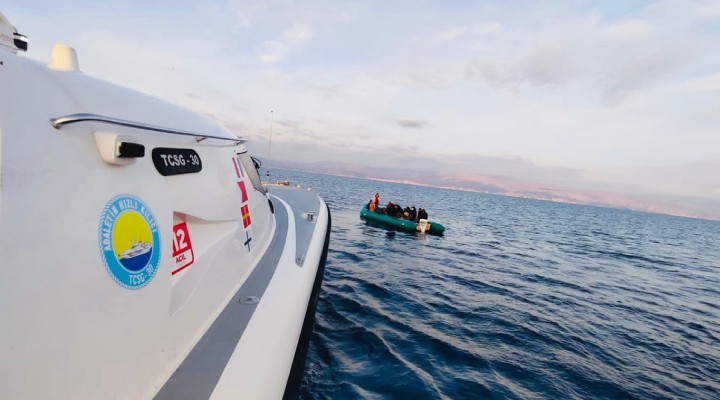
[117,241,153,270]
[99,193,161,288]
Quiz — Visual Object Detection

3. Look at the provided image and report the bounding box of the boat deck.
[154,186,328,399]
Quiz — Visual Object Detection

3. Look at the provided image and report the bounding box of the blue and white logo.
[98,194,161,289]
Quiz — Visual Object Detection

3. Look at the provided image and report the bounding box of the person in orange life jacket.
[373,193,380,206]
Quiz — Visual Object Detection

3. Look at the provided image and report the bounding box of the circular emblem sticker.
[98,194,161,289]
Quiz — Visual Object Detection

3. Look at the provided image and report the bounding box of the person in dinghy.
[360,193,445,235]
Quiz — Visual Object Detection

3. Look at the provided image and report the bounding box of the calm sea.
[269,169,720,400]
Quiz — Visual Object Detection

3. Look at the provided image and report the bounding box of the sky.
[5,0,720,202]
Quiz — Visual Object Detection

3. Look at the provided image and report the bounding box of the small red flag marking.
[241,204,252,228]
[237,180,248,203]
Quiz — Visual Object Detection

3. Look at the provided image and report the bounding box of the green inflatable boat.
[360,205,445,235]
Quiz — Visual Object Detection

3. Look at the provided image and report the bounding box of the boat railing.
[50,113,245,145]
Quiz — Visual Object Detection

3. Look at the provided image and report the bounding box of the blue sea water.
[119,249,152,271]
[270,169,720,400]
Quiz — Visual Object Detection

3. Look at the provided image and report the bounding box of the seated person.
[387,202,398,217]
[417,208,428,220]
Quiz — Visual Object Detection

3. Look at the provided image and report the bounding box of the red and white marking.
[232,156,244,179]
[232,156,253,252]
[171,222,195,274]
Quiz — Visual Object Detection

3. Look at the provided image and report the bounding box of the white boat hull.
[0,20,330,400]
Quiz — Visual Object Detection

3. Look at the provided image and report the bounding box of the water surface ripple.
[279,170,720,400]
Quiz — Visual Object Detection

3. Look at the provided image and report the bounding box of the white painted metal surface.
[0,14,328,400]
[211,196,329,400]
[0,12,18,54]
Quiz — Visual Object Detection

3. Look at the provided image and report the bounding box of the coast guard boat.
[0,12,330,400]
[119,241,153,260]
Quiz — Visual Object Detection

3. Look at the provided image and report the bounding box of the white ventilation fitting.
[48,44,80,72]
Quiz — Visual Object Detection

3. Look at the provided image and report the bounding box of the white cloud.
[680,73,720,92]
[229,0,269,27]
[470,22,501,35]
[437,22,500,41]
[518,44,574,85]
[605,19,651,39]
[282,23,312,42]
[600,47,692,104]
[438,27,467,41]
[459,43,573,88]
[256,40,288,64]
[12,0,719,204]
[255,22,313,64]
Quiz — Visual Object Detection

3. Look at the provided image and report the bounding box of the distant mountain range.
[266,159,720,221]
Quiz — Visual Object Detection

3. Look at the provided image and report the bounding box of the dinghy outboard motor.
[417,219,431,234]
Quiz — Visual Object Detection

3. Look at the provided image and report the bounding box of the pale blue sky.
[5,0,720,200]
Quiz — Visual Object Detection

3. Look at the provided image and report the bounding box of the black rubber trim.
[282,203,331,400]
